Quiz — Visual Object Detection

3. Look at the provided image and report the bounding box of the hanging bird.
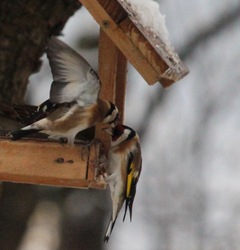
[8,37,119,145]
[102,124,142,242]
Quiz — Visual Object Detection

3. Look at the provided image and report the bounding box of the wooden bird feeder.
[0,0,189,189]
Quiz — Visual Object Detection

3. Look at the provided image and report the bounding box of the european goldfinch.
[8,37,118,145]
[102,124,142,242]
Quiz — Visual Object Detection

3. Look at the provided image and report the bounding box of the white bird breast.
[106,149,123,177]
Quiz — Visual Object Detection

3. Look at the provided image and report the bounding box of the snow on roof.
[118,0,170,46]
[118,0,185,77]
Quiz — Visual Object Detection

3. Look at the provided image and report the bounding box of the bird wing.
[123,143,142,221]
[46,37,101,105]
[23,99,59,124]
[0,102,37,125]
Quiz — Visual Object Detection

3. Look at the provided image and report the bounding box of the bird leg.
[84,139,109,181]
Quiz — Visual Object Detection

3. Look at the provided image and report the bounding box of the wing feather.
[123,143,142,221]
[47,37,101,105]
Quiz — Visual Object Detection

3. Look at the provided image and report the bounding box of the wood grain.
[96,31,127,157]
[0,138,105,189]
[79,0,189,87]
[80,0,160,85]
[96,30,119,152]
[115,50,127,122]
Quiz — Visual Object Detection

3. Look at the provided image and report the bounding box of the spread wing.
[123,143,142,221]
[26,99,59,123]
[0,100,60,131]
[46,37,101,105]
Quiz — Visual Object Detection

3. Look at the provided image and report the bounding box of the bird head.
[102,102,119,126]
[103,124,136,145]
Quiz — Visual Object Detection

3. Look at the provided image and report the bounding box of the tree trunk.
[0,1,81,249]
[0,0,81,103]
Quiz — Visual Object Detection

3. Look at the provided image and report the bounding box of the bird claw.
[5,132,13,138]
[93,154,108,181]
[80,139,95,161]
[60,137,68,144]
[81,139,108,182]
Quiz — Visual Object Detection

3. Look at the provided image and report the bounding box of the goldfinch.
[102,124,142,242]
[8,37,118,145]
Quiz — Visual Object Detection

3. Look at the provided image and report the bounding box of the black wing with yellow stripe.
[123,144,142,221]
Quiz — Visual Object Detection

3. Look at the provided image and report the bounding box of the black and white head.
[105,124,136,146]
[103,102,119,125]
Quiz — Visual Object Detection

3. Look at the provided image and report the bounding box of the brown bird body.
[103,125,142,242]
[20,99,117,145]
[8,37,119,145]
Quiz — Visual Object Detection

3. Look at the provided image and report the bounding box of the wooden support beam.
[98,29,127,122]
[79,0,189,87]
[0,138,106,189]
[115,49,127,121]
[96,30,127,153]
[98,29,118,103]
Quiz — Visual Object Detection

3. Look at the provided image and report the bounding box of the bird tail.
[104,218,116,243]
[123,198,133,222]
[8,127,41,140]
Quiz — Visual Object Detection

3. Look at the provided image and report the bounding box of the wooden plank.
[98,0,127,24]
[96,31,120,154]
[96,30,127,168]
[119,18,169,83]
[88,140,106,189]
[120,18,189,86]
[115,50,127,122]
[80,0,159,85]
[98,29,118,102]
[96,30,118,153]
[96,30,127,133]
[111,0,189,86]
[0,138,105,189]
[98,29,127,122]
[79,0,189,87]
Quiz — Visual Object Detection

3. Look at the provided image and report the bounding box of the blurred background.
[1,0,240,249]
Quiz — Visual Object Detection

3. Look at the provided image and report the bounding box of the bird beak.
[113,113,120,126]
[108,113,120,128]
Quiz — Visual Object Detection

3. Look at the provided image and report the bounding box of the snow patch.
[119,0,170,46]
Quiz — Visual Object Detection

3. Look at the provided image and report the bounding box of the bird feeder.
[0,0,189,189]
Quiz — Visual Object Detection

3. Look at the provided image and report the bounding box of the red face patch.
[112,124,125,141]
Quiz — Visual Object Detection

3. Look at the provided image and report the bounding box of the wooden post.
[96,30,127,152]
[115,50,127,122]
[98,29,127,122]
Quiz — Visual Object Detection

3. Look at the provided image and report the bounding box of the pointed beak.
[113,114,120,127]
[108,113,120,127]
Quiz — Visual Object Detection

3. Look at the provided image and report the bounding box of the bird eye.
[90,68,97,76]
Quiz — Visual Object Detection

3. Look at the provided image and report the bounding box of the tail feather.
[123,200,129,222]
[104,219,116,243]
[9,128,41,140]
[123,198,134,222]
